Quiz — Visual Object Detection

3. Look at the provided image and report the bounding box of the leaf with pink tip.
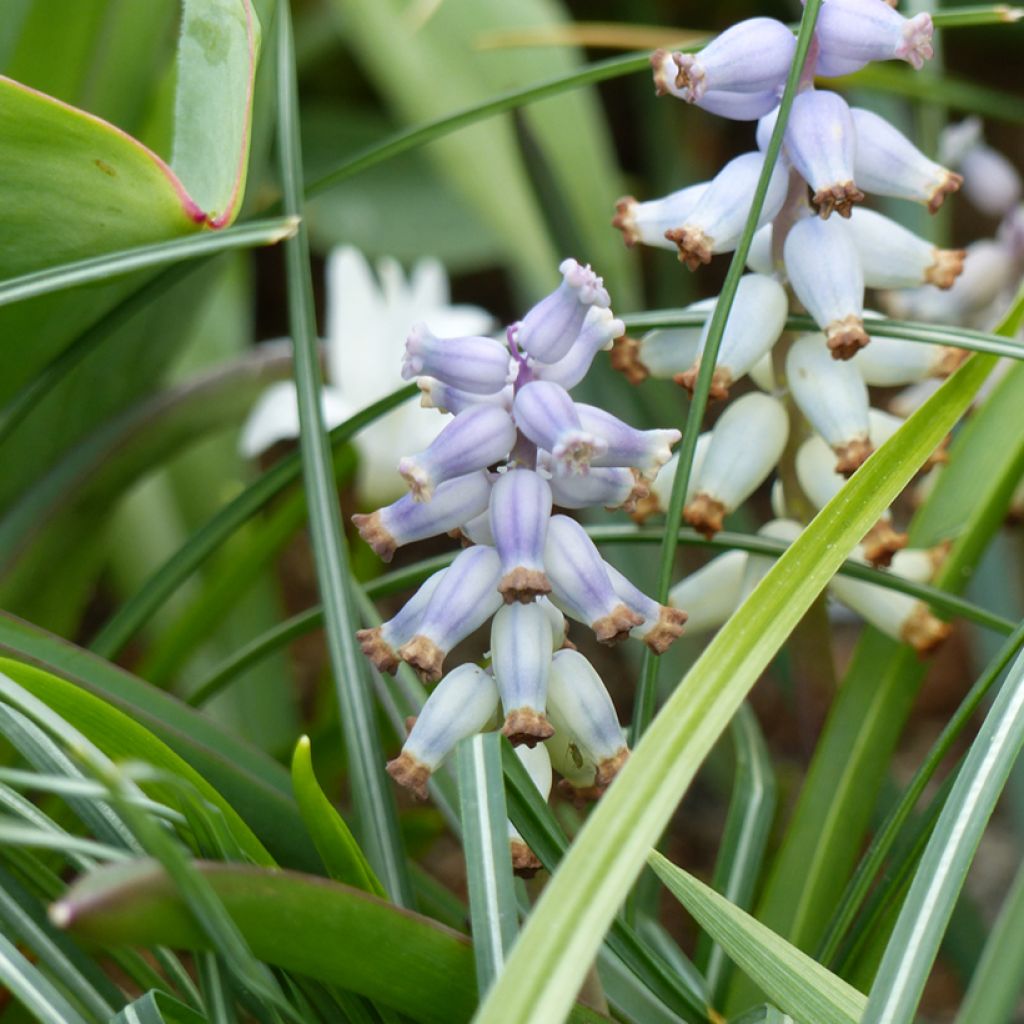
[0,0,260,278]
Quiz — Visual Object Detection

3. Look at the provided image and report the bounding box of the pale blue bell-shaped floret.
[633,297,716,380]
[513,380,607,476]
[515,258,611,364]
[531,307,625,391]
[546,464,647,515]
[847,207,965,291]
[507,743,553,874]
[749,352,777,392]
[417,378,513,416]
[814,0,934,77]
[640,433,712,522]
[784,214,868,358]
[667,549,748,635]
[352,470,492,562]
[684,392,789,537]
[543,515,643,643]
[883,239,1016,325]
[650,49,782,121]
[403,324,512,394]
[850,107,962,212]
[828,573,949,655]
[398,404,517,502]
[739,518,803,600]
[668,18,796,102]
[356,567,447,675]
[852,315,954,386]
[387,664,500,799]
[603,561,688,653]
[574,403,681,478]
[665,151,789,270]
[785,89,863,219]
[397,545,503,683]
[546,649,629,789]
[490,601,555,746]
[488,467,553,603]
[787,333,872,474]
[677,273,788,399]
[746,224,776,276]
[613,183,709,249]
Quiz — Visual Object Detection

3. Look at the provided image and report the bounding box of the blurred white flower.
[239,246,494,502]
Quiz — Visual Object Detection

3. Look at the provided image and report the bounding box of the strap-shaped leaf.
[650,853,864,1024]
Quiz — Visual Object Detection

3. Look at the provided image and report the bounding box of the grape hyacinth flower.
[604,4,966,661]
[355,260,688,871]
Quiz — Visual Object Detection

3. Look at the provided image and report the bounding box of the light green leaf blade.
[456,733,518,996]
[649,853,865,1024]
[55,859,477,1024]
[953,855,1024,1024]
[862,643,1024,1024]
[474,337,995,1023]
[0,659,273,868]
[0,930,91,1024]
[698,705,777,1007]
[290,736,386,899]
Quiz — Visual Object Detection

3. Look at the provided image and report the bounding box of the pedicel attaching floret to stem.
[355,260,689,853]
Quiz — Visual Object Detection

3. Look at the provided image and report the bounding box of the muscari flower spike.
[355,260,689,871]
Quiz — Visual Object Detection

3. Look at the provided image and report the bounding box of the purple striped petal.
[398,545,503,682]
[352,471,492,561]
[515,259,611,363]
[490,602,555,746]
[403,324,512,394]
[785,90,863,218]
[544,515,643,644]
[530,308,625,390]
[398,404,516,502]
[489,468,553,603]
[574,403,681,477]
[387,664,500,799]
[512,380,607,475]
[815,0,933,76]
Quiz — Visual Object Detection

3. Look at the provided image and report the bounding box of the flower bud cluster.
[355,260,689,870]
[608,2,987,659]
[621,0,967,361]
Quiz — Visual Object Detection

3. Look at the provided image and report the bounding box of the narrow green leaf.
[953,855,1024,1024]
[0,930,91,1024]
[746,335,1024,982]
[275,0,411,906]
[862,644,1024,1024]
[650,853,865,1024]
[475,353,998,1021]
[0,819,129,863]
[817,619,1024,965]
[0,218,295,308]
[630,0,823,742]
[54,859,476,1024]
[0,659,275,868]
[836,65,1024,124]
[111,990,209,1024]
[456,733,518,996]
[290,736,385,898]
[698,705,777,1007]
[621,310,1024,363]
[931,5,1024,27]
[500,740,711,1024]
[0,861,120,1020]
